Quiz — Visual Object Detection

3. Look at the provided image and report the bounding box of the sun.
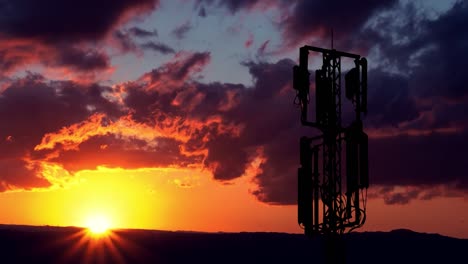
[85,215,112,236]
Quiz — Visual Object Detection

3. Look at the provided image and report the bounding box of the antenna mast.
[293,45,369,263]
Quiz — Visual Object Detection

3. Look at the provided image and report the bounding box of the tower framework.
[294,46,369,239]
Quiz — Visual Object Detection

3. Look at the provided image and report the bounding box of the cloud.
[3,50,464,204]
[191,59,302,196]
[0,52,241,189]
[0,52,255,193]
[113,26,159,53]
[128,27,158,38]
[1,0,468,208]
[113,30,139,53]
[120,56,299,192]
[143,51,211,85]
[357,1,468,101]
[197,0,397,50]
[409,1,468,101]
[382,187,420,205]
[113,28,167,55]
[52,45,110,72]
[114,0,467,207]
[0,0,159,43]
[359,2,468,130]
[0,159,50,191]
[198,6,207,17]
[195,0,275,14]
[368,185,464,205]
[141,41,176,54]
[257,40,270,56]
[39,134,202,172]
[171,21,193,40]
[279,0,397,48]
[365,69,419,128]
[0,0,159,76]
[0,73,121,190]
[369,132,468,190]
[0,41,111,75]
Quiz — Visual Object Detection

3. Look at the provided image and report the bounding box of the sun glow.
[85,215,112,235]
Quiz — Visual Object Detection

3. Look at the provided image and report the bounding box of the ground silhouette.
[0,225,465,264]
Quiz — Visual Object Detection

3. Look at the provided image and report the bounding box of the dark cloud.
[199,0,398,49]
[128,27,158,38]
[0,43,111,74]
[359,1,468,101]
[410,1,468,101]
[0,159,50,191]
[52,46,110,71]
[114,30,139,52]
[356,3,428,71]
[114,28,162,54]
[195,0,266,14]
[369,132,468,189]
[0,0,159,75]
[0,74,114,142]
[280,0,397,48]
[141,41,176,54]
[357,2,468,127]
[198,6,207,17]
[0,73,122,190]
[171,21,193,40]
[350,1,468,204]
[366,69,419,128]
[0,0,159,43]
[144,51,210,82]
[195,0,397,52]
[211,0,257,13]
[203,134,249,181]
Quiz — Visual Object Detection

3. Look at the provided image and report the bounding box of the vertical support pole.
[313,146,320,233]
[298,137,313,236]
[299,47,310,124]
[360,58,367,115]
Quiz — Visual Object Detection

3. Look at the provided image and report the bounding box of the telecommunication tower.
[293,45,369,263]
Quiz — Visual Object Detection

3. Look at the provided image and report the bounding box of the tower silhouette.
[293,45,369,264]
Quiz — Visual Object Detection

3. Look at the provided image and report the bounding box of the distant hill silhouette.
[0,225,465,264]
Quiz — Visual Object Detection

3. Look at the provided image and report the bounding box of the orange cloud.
[35,111,242,152]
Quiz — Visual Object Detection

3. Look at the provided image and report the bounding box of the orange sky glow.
[0,165,466,238]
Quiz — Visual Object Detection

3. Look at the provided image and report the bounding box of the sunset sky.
[0,0,467,239]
